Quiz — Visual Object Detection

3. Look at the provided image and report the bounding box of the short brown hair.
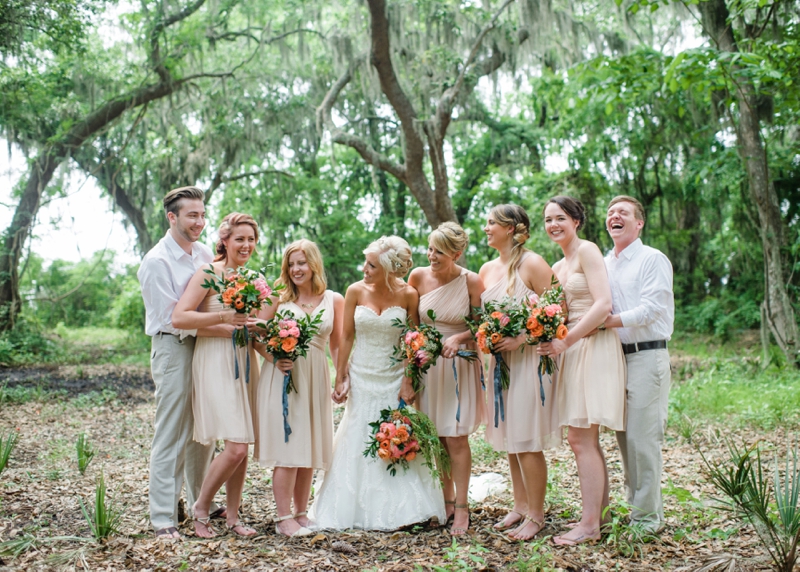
[608,195,645,222]
[163,186,205,216]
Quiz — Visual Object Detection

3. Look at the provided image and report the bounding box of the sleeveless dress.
[556,273,626,430]
[482,254,561,454]
[253,291,335,470]
[192,293,258,445]
[418,268,487,437]
[309,306,447,530]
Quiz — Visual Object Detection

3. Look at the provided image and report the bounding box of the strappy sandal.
[155,526,180,540]
[192,515,217,538]
[509,514,545,541]
[493,509,524,531]
[444,499,456,526]
[274,513,313,538]
[449,503,470,536]
[227,520,257,537]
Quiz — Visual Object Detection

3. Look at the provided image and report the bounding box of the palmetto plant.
[701,439,800,572]
[79,472,122,540]
[76,432,95,475]
[0,430,19,476]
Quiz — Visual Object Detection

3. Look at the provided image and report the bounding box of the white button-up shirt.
[605,238,674,345]
[137,232,214,337]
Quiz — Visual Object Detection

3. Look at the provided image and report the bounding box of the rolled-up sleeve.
[619,254,673,329]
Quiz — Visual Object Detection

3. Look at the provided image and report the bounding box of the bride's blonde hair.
[363,236,414,292]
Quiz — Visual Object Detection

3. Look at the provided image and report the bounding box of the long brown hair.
[214,213,259,262]
[489,204,530,295]
[277,239,327,303]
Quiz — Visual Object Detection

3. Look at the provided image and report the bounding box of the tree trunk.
[699,0,799,366]
[0,81,177,330]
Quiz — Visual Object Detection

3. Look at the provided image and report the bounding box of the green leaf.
[605,102,613,115]
[669,78,679,93]
[678,106,686,118]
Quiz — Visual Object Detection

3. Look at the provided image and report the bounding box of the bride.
[310,236,447,530]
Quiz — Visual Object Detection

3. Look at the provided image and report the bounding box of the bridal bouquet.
[390,309,478,393]
[524,278,567,406]
[363,402,450,481]
[255,310,325,442]
[465,298,529,426]
[201,265,281,347]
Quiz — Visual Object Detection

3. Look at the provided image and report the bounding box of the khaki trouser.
[149,333,215,531]
[615,348,671,530]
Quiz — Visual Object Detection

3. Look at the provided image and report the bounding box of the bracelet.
[219,311,223,323]
[598,322,606,331]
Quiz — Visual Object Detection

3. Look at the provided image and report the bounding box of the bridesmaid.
[480,204,561,541]
[538,196,626,545]
[408,222,487,536]
[253,240,344,538]
[172,213,261,538]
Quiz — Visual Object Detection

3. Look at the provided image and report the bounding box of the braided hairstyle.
[214,212,259,262]
[489,204,531,295]
[363,235,414,291]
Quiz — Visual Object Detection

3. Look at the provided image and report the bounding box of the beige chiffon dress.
[556,273,626,430]
[483,253,561,454]
[192,293,258,445]
[418,268,487,437]
[253,291,335,470]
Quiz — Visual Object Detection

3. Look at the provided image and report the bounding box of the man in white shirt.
[138,186,223,539]
[602,195,674,534]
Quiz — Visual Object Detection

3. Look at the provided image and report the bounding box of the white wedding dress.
[309,306,446,530]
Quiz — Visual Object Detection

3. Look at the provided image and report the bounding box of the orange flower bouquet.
[363,401,450,480]
[202,265,281,347]
[255,310,325,442]
[524,277,566,406]
[465,298,529,427]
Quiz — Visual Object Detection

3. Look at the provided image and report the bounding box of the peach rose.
[379,440,390,450]
[490,332,502,345]
[281,337,297,352]
[405,451,417,461]
[556,324,568,340]
[526,316,540,331]
[378,448,391,460]
[531,324,545,338]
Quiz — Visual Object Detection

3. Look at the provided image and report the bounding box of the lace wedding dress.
[309,306,446,530]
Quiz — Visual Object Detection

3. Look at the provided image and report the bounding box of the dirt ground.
[0,364,780,571]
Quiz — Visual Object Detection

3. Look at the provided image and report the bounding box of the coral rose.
[490,311,504,320]
[379,440,390,450]
[234,298,245,309]
[526,316,540,331]
[490,332,502,345]
[531,324,544,338]
[222,288,236,304]
[281,337,297,352]
[556,324,568,340]
[405,451,416,461]
[378,448,391,460]
[395,426,409,441]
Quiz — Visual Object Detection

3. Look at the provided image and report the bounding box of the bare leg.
[293,467,314,527]
[440,437,456,521]
[224,451,256,536]
[443,436,472,534]
[554,425,604,545]
[273,466,304,535]
[509,451,547,540]
[193,441,249,538]
[495,453,528,530]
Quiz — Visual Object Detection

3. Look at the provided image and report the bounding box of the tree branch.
[149,0,207,84]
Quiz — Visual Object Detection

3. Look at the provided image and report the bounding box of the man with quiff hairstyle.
[602,194,674,534]
[137,186,225,538]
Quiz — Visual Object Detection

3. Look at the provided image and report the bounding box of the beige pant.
[149,333,215,531]
[615,348,671,530]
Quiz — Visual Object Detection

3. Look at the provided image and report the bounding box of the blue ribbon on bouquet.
[282,372,293,443]
[537,362,546,407]
[398,398,407,409]
[491,352,506,428]
[231,327,250,383]
[451,360,461,423]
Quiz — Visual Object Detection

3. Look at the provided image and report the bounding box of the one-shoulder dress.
[556,273,626,430]
[482,254,561,453]
[192,293,258,445]
[253,291,335,469]
[418,268,486,436]
[309,306,446,530]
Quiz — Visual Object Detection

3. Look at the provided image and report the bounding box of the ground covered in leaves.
[0,358,789,571]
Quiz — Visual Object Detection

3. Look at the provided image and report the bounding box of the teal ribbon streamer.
[282,372,292,442]
[451,360,461,423]
[398,398,407,409]
[492,352,505,428]
[537,363,546,406]
[231,327,250,383]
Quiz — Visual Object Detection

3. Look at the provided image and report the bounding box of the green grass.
[669,358,800,431]
[54,326,150,367]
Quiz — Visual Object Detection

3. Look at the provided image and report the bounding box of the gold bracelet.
[219,311,223,323]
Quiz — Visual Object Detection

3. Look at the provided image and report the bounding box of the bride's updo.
[363,235,414,291]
